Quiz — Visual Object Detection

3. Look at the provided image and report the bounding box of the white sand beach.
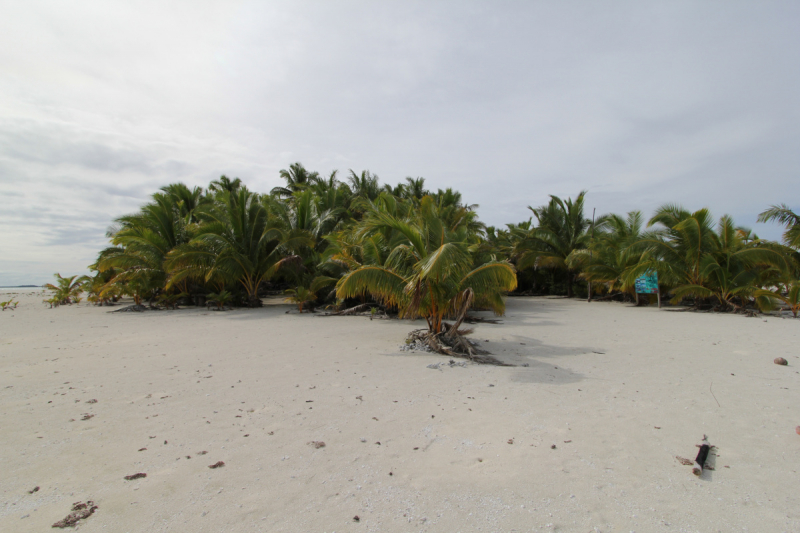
[1,293,799,532]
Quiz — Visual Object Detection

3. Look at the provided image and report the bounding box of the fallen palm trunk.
[407,327,512,366]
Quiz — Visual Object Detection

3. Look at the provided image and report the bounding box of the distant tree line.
[50,163,799,321]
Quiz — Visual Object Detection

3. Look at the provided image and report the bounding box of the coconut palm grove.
[46,163,800,355]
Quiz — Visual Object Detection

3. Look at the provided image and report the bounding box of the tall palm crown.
[403,177,429,200]
[208,175,242,195]
[160,183,207,223]
[514,191,591,297]
[758,204,800,249]
[271,163,321,198]
[347,170,381,201]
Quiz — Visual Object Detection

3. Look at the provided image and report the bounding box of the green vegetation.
[334,194,517,355]
[1,299,18,311]
[44,273,91,306]
[44,162,797,355]
[206,290,233,310]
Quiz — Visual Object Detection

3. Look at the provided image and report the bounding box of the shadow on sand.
[479,334,605,385]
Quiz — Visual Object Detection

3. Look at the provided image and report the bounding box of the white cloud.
[0,0,798,284]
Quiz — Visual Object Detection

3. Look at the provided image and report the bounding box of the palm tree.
[403,177,428,200]
[208,175,243,195]
[283,276,336,313]
[514,191,591,297]
[271,163,320,198]
[96,191,191,304]
[567,211,645,299]
[166,188,312,306]
[758,204,800,249]
[347,170,381,201]
[160,183,207,223]
[630,207,789,310]
[84,271,121,305]
[206,290,233,310]
[45,273,91,305]
[759,280,800,317]
[335,196,517,358]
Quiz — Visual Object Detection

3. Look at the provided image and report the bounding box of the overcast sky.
[1,1,798,285]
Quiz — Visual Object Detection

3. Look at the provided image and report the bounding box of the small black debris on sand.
[308,441,325,448]
[81,413,94,421]
[52,501,98,528]
[28,486,39,494]
[550,444,557,449]
[138,448,147,452]
[197,450,208,455]
[353,515,360,522]
[507,439,514,444]
[209,461,225,469]
[124,473,146,480]
[85,399,97,404]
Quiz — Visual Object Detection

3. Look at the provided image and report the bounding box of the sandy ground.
[1,291,799,533]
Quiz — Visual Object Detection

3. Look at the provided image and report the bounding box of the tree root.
[407,328,513,366]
